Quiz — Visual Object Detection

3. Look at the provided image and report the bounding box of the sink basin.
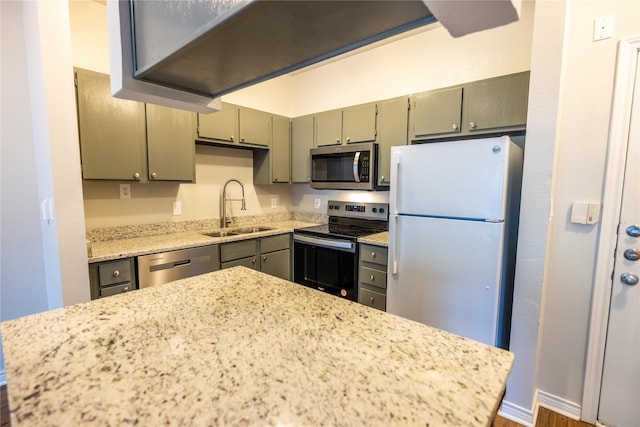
[231,226,275,234]
[202,231,237,238]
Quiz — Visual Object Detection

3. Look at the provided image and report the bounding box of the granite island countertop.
[1,267,513,427]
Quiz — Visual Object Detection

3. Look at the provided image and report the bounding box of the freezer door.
[390,136,519,221]
[387,215,505,346]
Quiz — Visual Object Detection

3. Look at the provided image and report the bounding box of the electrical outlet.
[314,198,321,209]
[593,15,613,41]
[119,184,131,199]
[173,201,182,216]
[271,198,278,208]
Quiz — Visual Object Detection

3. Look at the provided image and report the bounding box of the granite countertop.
[1,267,513,427]
[88,220,318,263]
[358,231,389,247]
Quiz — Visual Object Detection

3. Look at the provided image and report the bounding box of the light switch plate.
[314,198,321,209]
[119,184,131,199]
[271,198,278,208]
[173,201,182,216]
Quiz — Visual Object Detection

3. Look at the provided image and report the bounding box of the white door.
[598,58,640,427]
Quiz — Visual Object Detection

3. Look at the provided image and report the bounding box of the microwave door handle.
[353,152,361,182]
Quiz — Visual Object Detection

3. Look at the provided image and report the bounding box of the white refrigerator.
[387,136,523,348]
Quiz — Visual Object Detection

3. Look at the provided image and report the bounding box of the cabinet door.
[411,86,463,140]
[197,102,238,143]
[238,106,271,147]
[463,71,529,133]
[376,97,409,186]
[75,69,146,180]
[261,249,290,280]
[271,115,291,183]
[342,103,376,144]
[146,104,195,181]
[291,115,314,183]
[315,109,343,146]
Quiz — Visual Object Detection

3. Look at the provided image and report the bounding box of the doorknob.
[623,249,640,261]
[627,225,640,237]
[620,272,639,286]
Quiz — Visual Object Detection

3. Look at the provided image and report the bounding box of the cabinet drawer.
[358,287,386,311]
[221,240,257,262]
[100,283,134,298]
[360,244,388,266]
[260,234,290,253]
[221,256,258,270]
[98,259,132,286]
[360,266,387,290]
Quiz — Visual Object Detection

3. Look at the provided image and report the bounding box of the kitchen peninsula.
[1,267,513,426]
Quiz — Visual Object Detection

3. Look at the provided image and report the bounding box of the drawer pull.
[371,252,376,258]
[369,297,375,303]
[370,275,375,281]
[113,270,120,277]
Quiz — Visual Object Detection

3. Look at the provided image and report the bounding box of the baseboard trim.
[537,389,582,420]
[499,399,536,427]
[500,389,583,426]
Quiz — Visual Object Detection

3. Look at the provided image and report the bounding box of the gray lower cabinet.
[75,68,195,182]
[358,244,388,311]
[376,96,409,187]
[89,258,137,300]
[291,114,314,183]
[410,71,530,141]
[220,234,291,280]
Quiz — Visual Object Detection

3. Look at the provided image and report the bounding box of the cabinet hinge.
[407,98,411,110]
[74,74,78,88]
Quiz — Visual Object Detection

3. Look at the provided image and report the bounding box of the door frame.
[582,33,640,423]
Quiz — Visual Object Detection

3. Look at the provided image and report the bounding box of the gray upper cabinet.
[314,109,343,147]
[146,104,195,181]
[314,103,377,147]
[75,68,194,182]
[376,96,409,186]
[75,68,147,181]
[410,71,530,142]
[411,87,463,139]
[254,114,290,185]
[196,102,239,144]
[462,71,530,134]
[342,102,377,144]
[197,103,271,148]
[291,114,314,183]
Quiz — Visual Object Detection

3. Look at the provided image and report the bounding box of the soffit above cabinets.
[129,0,436,99]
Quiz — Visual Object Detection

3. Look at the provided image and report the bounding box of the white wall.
[1,0,89,380]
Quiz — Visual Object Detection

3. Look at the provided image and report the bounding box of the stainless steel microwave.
[310,142,380,190]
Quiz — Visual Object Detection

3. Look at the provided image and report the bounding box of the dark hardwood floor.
[0,384,595,427]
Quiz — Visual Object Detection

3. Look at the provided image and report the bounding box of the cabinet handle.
[371,252,376,258]
[346,137,351,142]
[252,258,256,264]
[150,172,157,179]
[452,123,458,130]
[241,137,245,142]
[369,297,375,303]
[133,172,140,180]
[113,270,120,277]
[370,275,375,281]
[273,177,278,183]
[469,121,477,129]
[123,286,129,292]
[230,135,234,141]
[336,138,341,143]
[262,256,267,261]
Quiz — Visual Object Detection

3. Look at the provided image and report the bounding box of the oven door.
[293,234,358,301]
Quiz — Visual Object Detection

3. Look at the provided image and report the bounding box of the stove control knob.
[379,208,385,214]
[372,208,378,213]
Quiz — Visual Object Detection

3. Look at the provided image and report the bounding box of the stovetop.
[294,201,389,240]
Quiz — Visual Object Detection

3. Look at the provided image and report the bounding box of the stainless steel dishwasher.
[137,245,220,289]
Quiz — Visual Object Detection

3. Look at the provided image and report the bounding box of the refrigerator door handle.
[391,215,399,275]
[391,151,401,214]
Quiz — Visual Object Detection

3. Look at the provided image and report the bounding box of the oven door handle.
[294,234,355,252]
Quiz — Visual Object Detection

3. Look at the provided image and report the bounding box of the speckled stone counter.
[1,267,513,427]
[358,231,389,247]
[89,220,318,263]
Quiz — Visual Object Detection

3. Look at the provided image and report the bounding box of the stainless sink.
[231,226,274,234]
[202,230,238,238]
[202,227,274,238]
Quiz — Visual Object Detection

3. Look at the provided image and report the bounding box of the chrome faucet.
[221,179,246,228]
